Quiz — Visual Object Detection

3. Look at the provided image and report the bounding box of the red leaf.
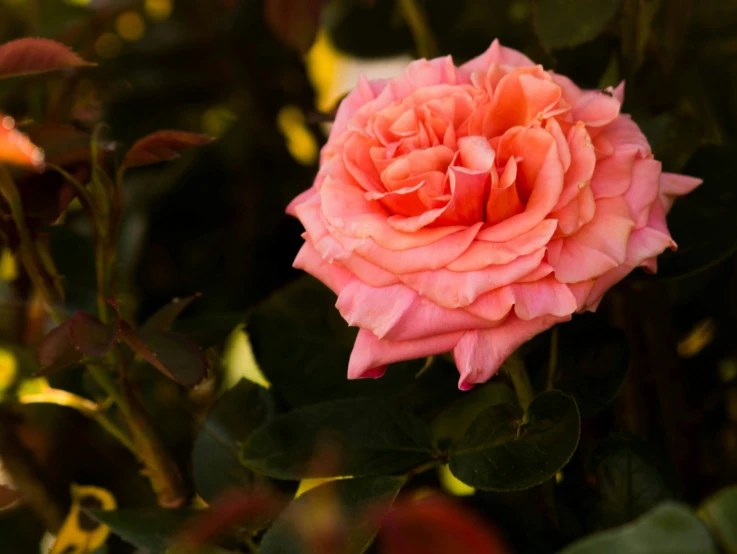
[377,495,510,554]
[121,130,213,170]
[36,320,81,376]
[120,323,207,387]
[264,0,323,53]
[68,312,120,357]
[0,38,95,79]
[0,114,44,168]
[36,312,120,375]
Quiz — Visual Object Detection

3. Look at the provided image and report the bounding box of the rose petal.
[482,129,564,241]
[348,328,463,380]
[293,241,354,295]
[399,248,545,308]
[320,175,465,249]
[659,172,702,213]
[337,281,493,341]
[553,196,635,282]
[448,219,557,271]
[459,39,535,74]
[454,314,569,390]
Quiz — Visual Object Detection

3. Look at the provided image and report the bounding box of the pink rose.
[287,40,702,390]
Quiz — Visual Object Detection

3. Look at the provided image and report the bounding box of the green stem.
[397,0,438,59]
[19,389,136,453]
[88,359,185,507]
[505,353,534,412]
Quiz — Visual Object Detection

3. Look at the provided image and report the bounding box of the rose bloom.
[287,40,701,390]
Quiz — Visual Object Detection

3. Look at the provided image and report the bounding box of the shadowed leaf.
[192,379,275,501]
[558,502,717,554]
[449,391,580,491]
[120,323,207,387]
[240,398,436,479]
[142,293,202,333]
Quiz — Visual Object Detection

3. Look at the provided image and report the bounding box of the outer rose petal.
[293,242,354,295]
[336,281,493,341]
[659,172,702,212]
[348,328,464,380]
[454,314,569,390]
[552,196,635,282]
[332,75,387,138]
[460,39,535,74]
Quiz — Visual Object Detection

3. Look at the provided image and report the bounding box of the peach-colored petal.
[348,328,463,380]
[553,197,635,282]
[511,277,578,320]
[552,123,596,211]
[481,129,564,241]
[458,135,495,171]
[590,149,637,199]
[293,242,354,295]
[432,166,488,226]
[459,39,535,74]
[319,175,465,249]
[567,280,596,311]
[399,248,545,308]
[449,219,557,271]
[332,74,387,137]
[572,91,621,127]
[546,118,571,173]
[454,314,569,390]
[659,172,702,213]
[343,134,385,193]
[598,114,651,156]
[339,222,482,274]
[519,72,563,119]
[337,281,493,342]
[624,158,661,229]
[517,261,554,283]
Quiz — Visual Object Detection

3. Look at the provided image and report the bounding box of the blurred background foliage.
[1,0,737,552]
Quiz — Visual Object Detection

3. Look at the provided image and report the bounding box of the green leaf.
[431,381,515,448]
[240,398,436,479]
[173,312,245,349]
[192,379,275,502]
[88,508,200,553]
[700,485,737,553]
[247,276,423,408]
[259,476,405,554]
[534,0,623,50]
[552,314,630,417]
[656,145,737,278]
[558,502,718,554]
[587,436,677,529]
[449,390,580,491]
[142,294,202,333]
